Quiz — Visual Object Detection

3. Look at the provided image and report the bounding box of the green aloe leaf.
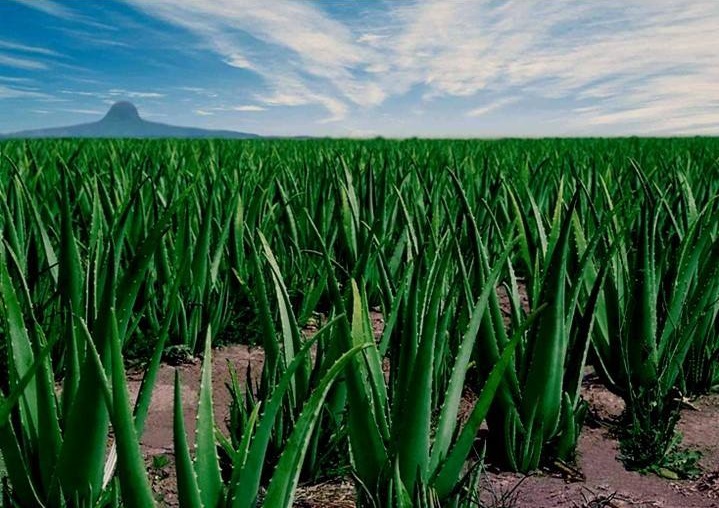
[195,327,223,508]
[263,342,370,507]
[108,308,156,507]
[173,371,202,508]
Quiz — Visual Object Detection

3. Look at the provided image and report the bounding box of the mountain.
[0,101,259,139]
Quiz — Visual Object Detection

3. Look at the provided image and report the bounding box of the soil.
[128,345,266,507]
[481,384,719,508]
[126,308,719,507]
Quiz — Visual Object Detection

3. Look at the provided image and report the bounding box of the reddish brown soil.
[482,384,719,508]
[128,345,266,506]
[127,307,719,507]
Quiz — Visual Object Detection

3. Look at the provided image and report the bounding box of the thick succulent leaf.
[233,318,339,507]
[263,343,370,507]
[430,240,515,472]
[433,327,525,498]
[108,309,156,507]
[173,372,202,508]
[194,328,223,508]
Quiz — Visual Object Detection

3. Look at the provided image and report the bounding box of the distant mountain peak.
[102,101,141,122]
[0,100,259,139]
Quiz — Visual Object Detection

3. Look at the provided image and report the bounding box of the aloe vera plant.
[456,174,606,472]
[338,272,527,506]
[227,232,347,483]
[174,325,368,507]
[0,157,185,506]
[590,183,718,475]
[0,241,162,507]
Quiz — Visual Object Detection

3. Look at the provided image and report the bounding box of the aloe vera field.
[0,138,718,507]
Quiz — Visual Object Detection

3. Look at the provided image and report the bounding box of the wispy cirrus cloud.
[0,53,48,70]
[122,0,383,121]
[467,98,521,118]
[8,0,119,31]
[256,77,349,122]
[60,88,165,100]
[200,104,267,113]
[177,87,218,98]
[59,29,130,48]
[231,105,265,112]
[119,0,719,132]
[0,76,34,85]
[0,84,49,99]
[0,39,62,72]
[107,89,165,99]
[60,108,104,115]
[380,1,719,133]
[0,40,61,57]
[189,101,267,120]
[8,0,75,19]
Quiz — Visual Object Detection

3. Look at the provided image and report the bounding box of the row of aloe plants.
[0,138,718,506]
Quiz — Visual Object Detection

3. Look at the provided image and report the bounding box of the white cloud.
[357,34,388,44]
[223,53,254,70]
[0,53,47,70]
[61,108,103,115]
[231,105,265,112]
[0,76,34,84]
[36,97,70,103]
[123,0,379,121]
[0,85,49,99]
[61,90,100,97]
[61,88,166,100]
[467,97,520,118]
[194,104,266,113]
[8,0,118,31]
[384,1,719,132]
[257,81,348,123]
[59,29,130,48]
[8,0,75,19]
[0,40,60,57]
[315,96,348,123]
[178,86,219,98]
[108,89,165,99]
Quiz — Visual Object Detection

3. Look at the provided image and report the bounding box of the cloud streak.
[0,53,48,70]
[60,88,165,100]
[383,1,719,133]
[8,0,119,31]
[467,98,520,118]
[8,0,76,20]
[0,40,61,57]
[0,84,49,99]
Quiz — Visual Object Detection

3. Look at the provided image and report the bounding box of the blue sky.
[1,0,718,137]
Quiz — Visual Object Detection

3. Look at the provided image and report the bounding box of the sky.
[0,0,718,137]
